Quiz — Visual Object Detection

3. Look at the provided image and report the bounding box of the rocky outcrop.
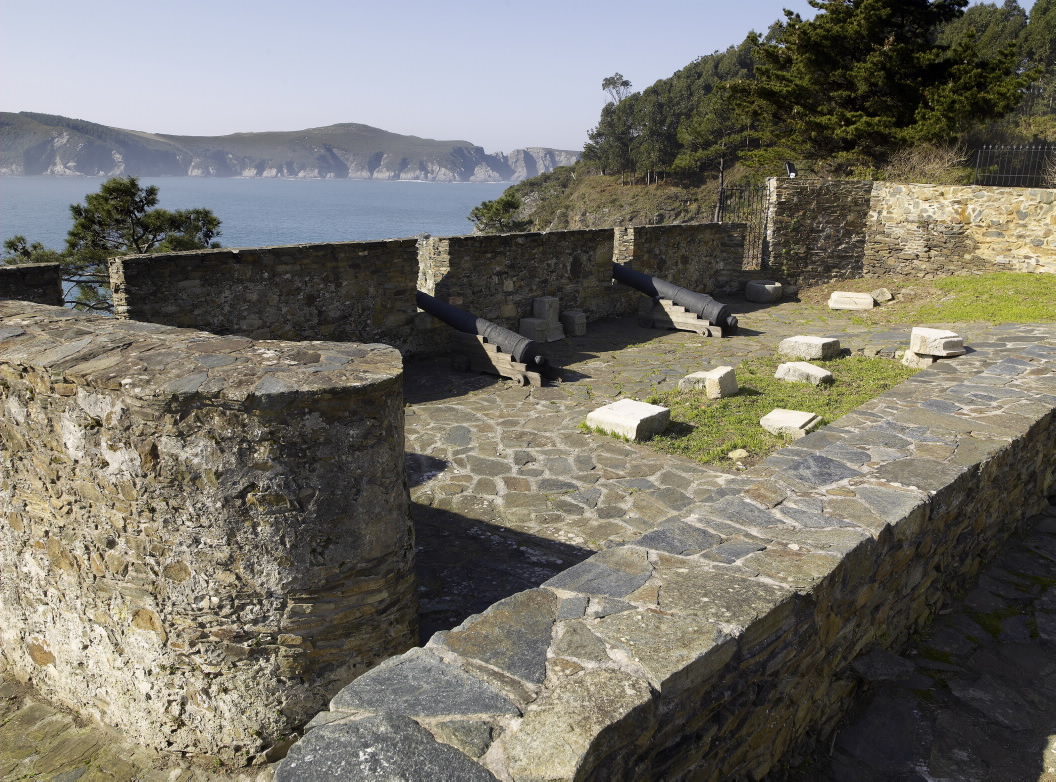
[0,112,579,182]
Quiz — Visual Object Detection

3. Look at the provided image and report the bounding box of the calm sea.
[0,176,510,250]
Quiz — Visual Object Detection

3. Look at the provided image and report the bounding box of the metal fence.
[973,145,1055,188]
[717,184,770,269]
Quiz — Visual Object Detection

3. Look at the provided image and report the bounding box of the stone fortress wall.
[0,301,417,761]
[0,179,1053,775]
[767,179,1056,284]
[0,262,63,305]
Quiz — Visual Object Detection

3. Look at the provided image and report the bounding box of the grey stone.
[330,647,519,717]
[636,522,721,556]
[545,547,652,598]
[850,647,916,682]
[437,589,558,684]
[276,714,499,781]
[779,453,862,487]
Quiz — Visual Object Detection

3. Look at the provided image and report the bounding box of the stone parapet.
[279,326,1056,781]
[0,302,417,761]
[418,230,616,330]
[109,239,423,351]
[0,263,64,306]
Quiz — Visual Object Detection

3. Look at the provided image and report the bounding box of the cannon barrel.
[416,291,550,371]
[612,263,738,334]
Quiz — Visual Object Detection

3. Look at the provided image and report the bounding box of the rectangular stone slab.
[586,398,671,441]
[828,291,875,310]
[778,336,842,360]
[760,408,822,438]
[910,327,966,357]
[775,362,834,386]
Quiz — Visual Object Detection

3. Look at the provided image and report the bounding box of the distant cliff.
[0,112,580,183]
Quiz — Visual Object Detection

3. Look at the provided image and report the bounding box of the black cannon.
[611,263,738,335]
[416,291,554,382]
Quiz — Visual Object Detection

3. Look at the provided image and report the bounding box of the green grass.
[914,273,1056,323]
[804,272,1056,327]
[646,355,920,466]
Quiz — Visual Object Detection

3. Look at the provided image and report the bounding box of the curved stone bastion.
[0,301,417,762]
[278,326,1056,781]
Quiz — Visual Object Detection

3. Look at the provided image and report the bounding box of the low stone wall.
[278,327,1056,781]
[765,179,1056,284]
[0,302,418,762]
[418,230,616,329]
[615,223,748,298]
[865,183,1056,277]
[110,240,423,351]
[0,263,63,306]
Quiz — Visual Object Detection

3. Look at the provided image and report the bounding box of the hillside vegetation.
[472,0,1055,233]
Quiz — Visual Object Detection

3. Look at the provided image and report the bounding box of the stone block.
[910,327,966,357]
[679,366,738,399]
[546,322,566,342]
[745,280,783,303]
[871,287,894,303]
[828,291,875,310]
[518,318,548,342]
[760,408,822,439]
[775,362,834,386]
[902,350,938,369]
[533,296,561,323]
[778,335,841,361]
[560,310,587,337]
[586,399,670,441]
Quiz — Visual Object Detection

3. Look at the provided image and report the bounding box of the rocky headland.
[0,112,580,183]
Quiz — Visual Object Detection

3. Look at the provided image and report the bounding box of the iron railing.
[717,184,770,269]
[973,145,1055,188]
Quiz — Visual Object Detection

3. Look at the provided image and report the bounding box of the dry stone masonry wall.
[418,230,617,330]
[765,179,1055,284]
[615,223,749,297]
[112,226,744,351]
[279,327,1056,781]
[0,301,418,762]
[0,263,63,306]
[110,240,423,352]
[865,183,1056,277]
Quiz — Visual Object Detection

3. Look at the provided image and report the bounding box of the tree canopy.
[579,0,1049,182]
[2,176,221,311]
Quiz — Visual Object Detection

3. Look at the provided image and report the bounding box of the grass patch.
[915,273,1056,323]
[646,354,919,466]
[797,272,1056,326]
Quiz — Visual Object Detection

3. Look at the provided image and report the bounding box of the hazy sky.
[0,0,1036,154]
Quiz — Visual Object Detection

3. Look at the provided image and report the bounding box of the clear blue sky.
[0,0,1036,154]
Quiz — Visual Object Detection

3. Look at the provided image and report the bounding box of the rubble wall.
[0,263,63,306]
[765,179,1056,284]
[0,301,418,762]
[109,240,423,352]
